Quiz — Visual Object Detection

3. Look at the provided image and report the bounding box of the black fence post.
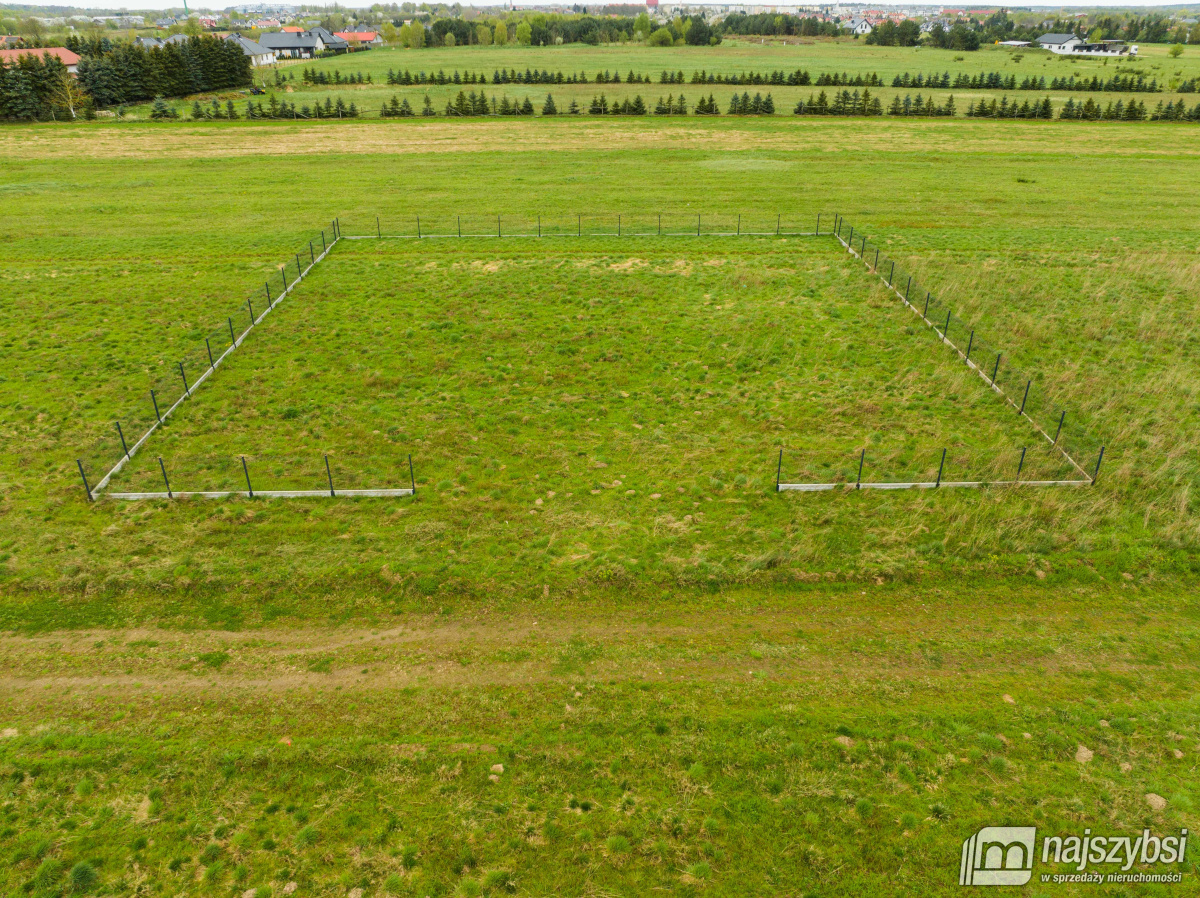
[905,277,912,303]
[848,225,854,246]
[151,389,161,424]
[77,459,93,501]
[310,241,315,265]
[458,215,462,238]
[1092,447,1105,484]
[116,422,129,458]
[922,292,930,318]
[325,454,335,497]
[417,215,421,238]
[178,361,190,396]
[241,456,253,497]
[377,215,381,239]
[775,448,783,492]
[295,255,302,279]
[1054,411,1065,445]
[776,214,780,236]
[618,214,621,237]
[497,214,501,238]
[856,449,865,489]
[697,214,700,237]
[1018,380,1031,415]
[265,282,271,308]
[888,261,895,286]
[873,247,879,271]
[538,214,541,238]
[321,231,326,252]
[158,457,172,498]
[737,214,741,237]
[966,330,974,362]
[336,217,340,238]
[578,213,581,237]
[816,212,820,235]
[935,448,946,487]
[206,338,215,370]
[943,310,951,342]
[280,269,286,293]
[658,213,662,236]
[408,453,416,494]
[1017,446,1026,479]
[991,352,1002,386]
[229,317,236,347]
[248,299,255,326]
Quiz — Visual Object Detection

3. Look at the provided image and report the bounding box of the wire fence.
[774,443,1100,492]
[346,211,828,240]
[104,450,415,499]
[830,214,1102,480]
[76,219,343,501]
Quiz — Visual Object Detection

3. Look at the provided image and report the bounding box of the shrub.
[647,28,673,46]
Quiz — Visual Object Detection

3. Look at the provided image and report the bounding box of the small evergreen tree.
[542,93,557,115]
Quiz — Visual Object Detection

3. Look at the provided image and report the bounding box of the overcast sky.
[51,1,1195,13]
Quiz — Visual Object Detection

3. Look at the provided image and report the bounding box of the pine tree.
[521,97,534,115]
[762,93,775,114]
[422,95,435,116]
[542,93,557,115]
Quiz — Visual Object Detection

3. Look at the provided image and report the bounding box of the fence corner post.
[76,459,92,502]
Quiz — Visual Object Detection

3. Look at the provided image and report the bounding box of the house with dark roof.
[226,33,277,66]
[258,27,346,58]
[1036,33,1082,52]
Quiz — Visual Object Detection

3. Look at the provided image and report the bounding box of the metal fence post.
[848,225,854,246]
[991,352,1001,385]
[816,212,820,235]
[888,261,895,286]
[856,449,865,489]
[249,299,255,326]
[458,215,462,238]
[158,457,172,498]
[241,456,253,497]
[775,448,783,492]
[325,454,335,497]
[905,276,911,303]
[377,215,381,239]
[737,214,741,236]
[658,213,662,236]
[618,214,621,237]
[265,282,271,308]
[408,454,416,494]
[321,231,326,252]
[116,422,129,458]
[498,214,501,238]
[206,338,215,370]
[538,214,541,238]
[696,214,700,237]
[922,292,930,318]
[1018,380,1031,415]
[1017,446,1026,479]
[229,317,236,346]
[776,214,780,236]
[281,269,286,293]
[873,247,879,270]
[1092,447,1105,484]
[310,241,315,265]
[935,448,946,487]
[943,310,951,342]
[178,361,190,396]
[966,330,974,362]
[1054,411,1065,445]
[295,255,302,279]
[417,215,421,238]
[578,213,581,237]
[77,459,93,501]
[151,389,161,423]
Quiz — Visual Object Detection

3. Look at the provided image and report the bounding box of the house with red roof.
[0,46,81,75]
[334,31,382,49]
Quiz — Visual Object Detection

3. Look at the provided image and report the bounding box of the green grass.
[120,40,1200,120]
[2,59,1200,894]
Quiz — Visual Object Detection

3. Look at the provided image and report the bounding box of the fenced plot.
[97,232,1067,501]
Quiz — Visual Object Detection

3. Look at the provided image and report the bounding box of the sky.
[21,1,1195,13]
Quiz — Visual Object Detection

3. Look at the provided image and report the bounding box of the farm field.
[130,41,1200,120]
[2,68,1200,896]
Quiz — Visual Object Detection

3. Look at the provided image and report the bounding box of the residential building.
[0,46,81,74]
[226,33,277,66]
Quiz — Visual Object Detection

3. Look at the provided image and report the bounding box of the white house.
[844,17,874,35]
[226,33,277,66]
[1036,33,1083,53]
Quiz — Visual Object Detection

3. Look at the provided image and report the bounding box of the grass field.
[120,40,1200,120]
[3,43,1200,894]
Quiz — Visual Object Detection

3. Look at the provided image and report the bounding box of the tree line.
[76,36,250,107]
[0,51,90,120]
[301,68,373,85]
[892,70,1164,94]
[374,66,884,88]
